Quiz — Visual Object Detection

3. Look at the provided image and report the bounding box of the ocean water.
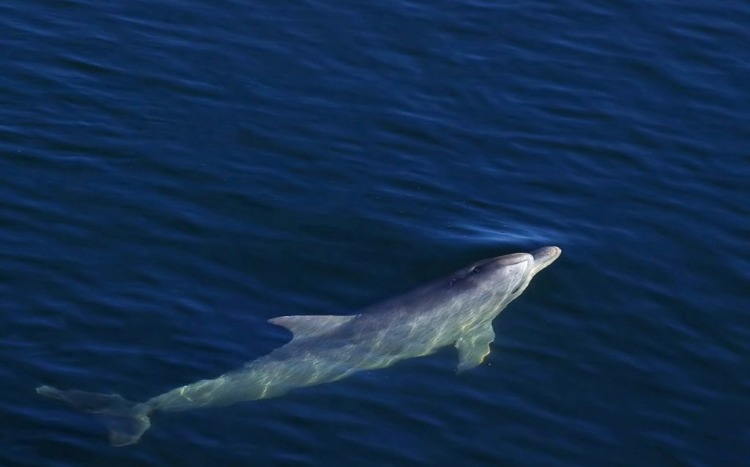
[2,0,748,465]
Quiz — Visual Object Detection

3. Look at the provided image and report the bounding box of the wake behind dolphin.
[37,246,561,446]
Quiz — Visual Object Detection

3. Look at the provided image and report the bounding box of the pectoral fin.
[269,314,357,340]
[455,325,496,373]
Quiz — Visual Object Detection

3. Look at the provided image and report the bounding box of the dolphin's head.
[456,246,561,300]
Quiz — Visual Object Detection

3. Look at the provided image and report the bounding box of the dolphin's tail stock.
[36,385,152,446]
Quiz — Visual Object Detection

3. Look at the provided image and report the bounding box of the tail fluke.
[36,385,151,446]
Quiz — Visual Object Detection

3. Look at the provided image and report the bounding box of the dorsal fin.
[268,314,357,340]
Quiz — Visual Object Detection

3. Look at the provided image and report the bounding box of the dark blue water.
[2,1,748,465]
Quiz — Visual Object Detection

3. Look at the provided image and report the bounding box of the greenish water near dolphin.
[2,0,749,465]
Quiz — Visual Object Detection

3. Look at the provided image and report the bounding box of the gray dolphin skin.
[37,246,561,446]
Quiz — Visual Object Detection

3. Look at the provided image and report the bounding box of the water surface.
[2,1,748,465]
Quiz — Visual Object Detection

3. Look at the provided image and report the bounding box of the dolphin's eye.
[471,266,482,274]
[511,284,521,294]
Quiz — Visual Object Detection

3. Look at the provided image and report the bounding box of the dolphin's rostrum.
[37,246,561,446]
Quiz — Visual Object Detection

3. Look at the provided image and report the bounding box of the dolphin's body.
[37,246,561,446]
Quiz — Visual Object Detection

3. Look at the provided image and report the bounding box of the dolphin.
[37,246,561,446]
